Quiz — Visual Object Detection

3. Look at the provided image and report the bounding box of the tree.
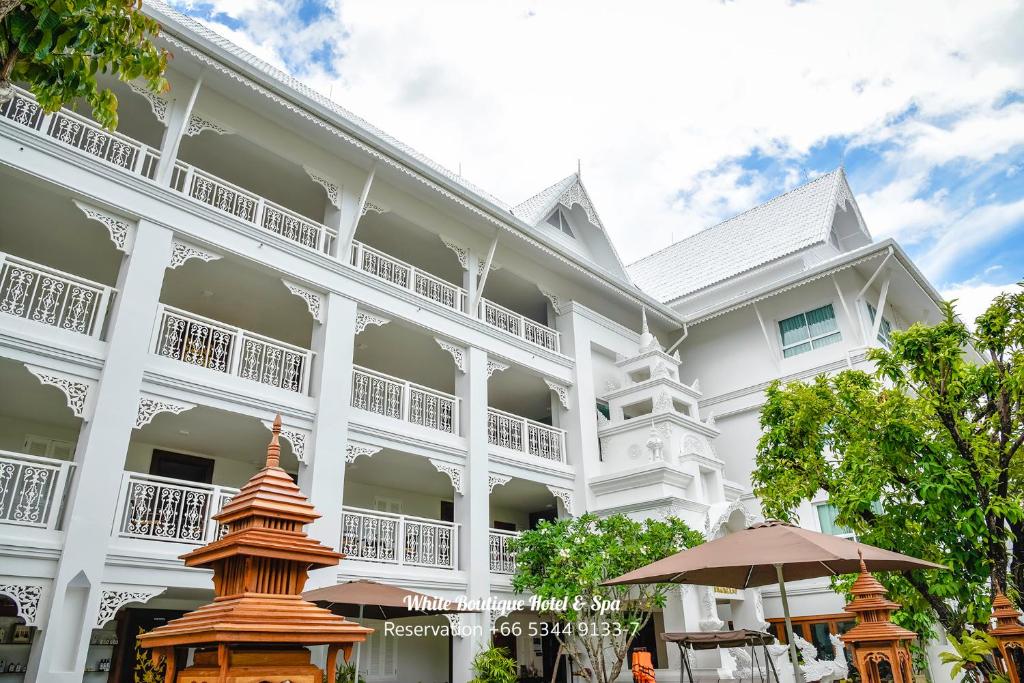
[753,286,1024,643]
[1,0,168,129]
[509,513,703,683]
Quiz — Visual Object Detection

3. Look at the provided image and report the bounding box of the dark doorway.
[149,450,214,484]
[492,520,517,532]
[441,500,454,523]
[541,630,568,683]
[529,509,557,530]
[112,608,187,683]
[629,618,660,669]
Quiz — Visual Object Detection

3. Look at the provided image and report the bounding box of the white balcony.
[171,162,337,255]
[480,299,560,352]
[340,505,458,570]
[0,86,160,177]
[113,472,238,545]
[0,252,114,338]
[489,528,519,574]
[351,365,460,434]
[349,240,467,312]
[152,304,314,393]
[487,407,566,463]
[0,451,75,530]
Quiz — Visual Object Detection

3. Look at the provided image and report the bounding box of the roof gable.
[627,169,868,304]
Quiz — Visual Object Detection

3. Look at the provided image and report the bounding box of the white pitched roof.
[512,173,606,230]
[627,169,861,303]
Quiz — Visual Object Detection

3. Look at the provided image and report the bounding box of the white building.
[0,4,950,683]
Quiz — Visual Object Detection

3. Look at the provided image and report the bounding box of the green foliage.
[334,662,357,683]
[938,631,1005,683]
[510,512,703,683]
[753,287,1024,642]
[469,646,518,683]
[1,0,169,129]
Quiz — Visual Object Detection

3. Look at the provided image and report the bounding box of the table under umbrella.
[605,520,944,683]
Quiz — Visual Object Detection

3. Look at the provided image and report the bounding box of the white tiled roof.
[627,169,851,303]
[511,174,578,226]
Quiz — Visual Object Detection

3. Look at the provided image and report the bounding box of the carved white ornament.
[546,486,575,515]
[596,410,610,426]
[440,237,469,270]
[604,378,621,392]
[185,113,231,137]
[654,390,673,413]
[361,201,385,216]
[538,288,564,315]
[95,588,164,628]
[691,378,701,393]
[73,200,134,253]
[558,180,603,229]
[488,474,511,493]
[544,379,570,410]
[169,239,221,269]
[303,166,341,209]
[445,613,465,637]
[430,459,465,495]
[698,585,725,631]
[26,366,92,418]
[485,360,509,379]
[0,583,43,626]
[435,339,466,373]
[128,81,171,124]
[281,279,323,322]
[345,442,382,464]
[136,395,194,429]
[261,420,310,465]
[354,311,390,335]
[705,411,716,428]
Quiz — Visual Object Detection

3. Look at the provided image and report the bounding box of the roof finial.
[266,414,282,468]
[641,306,649,335]
[577,158,581,179]
[858,549,867,574]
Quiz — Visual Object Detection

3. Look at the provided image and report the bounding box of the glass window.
[778,304,841,358]
[816,503,855,539]
[545,209,575,237]
[867,303,893,347]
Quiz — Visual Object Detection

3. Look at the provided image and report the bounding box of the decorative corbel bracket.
[435,338,466,373]
[281,279,323,323]
[73,200,135,253]
[485,360,509,379]
[430,459,465,495]
[546,485,575,516]
[261,420,310,465]
[303,165,341,209]
[538,288,566,315]
[445,613,465,637]
[361,201,386,217]
[26,365,95,419]
[95,586,165,628]
[440,236,469,270]
[354,310,390,335]
[0,583,43,626]
[136,394,196,429]
[128,81,172,125]
[488,474,511,493]
[169,239,221,270]
[184,113,232,137]
[544,379,571,410]
[345,442,382,464]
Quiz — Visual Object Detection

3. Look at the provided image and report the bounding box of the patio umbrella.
[303,579,475,683]
[604,520,944,683]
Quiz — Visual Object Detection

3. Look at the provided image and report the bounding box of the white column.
[452,346,491,683]
[558,309,601,511]
[26,221,173,683]
[154,72,203,186]
[463,250,479,315]
[300,293,358,589]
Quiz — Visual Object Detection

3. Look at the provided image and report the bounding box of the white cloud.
[173,0,1024,266]
[942,277,1022,325]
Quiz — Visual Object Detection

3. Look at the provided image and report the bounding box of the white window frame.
[545,208,575,238]
[814,502,855,540]
[373,496,403,514]
[866,303,893,348]
[360,618,399,680]
[777,303,842,359]
[23,434,76,459]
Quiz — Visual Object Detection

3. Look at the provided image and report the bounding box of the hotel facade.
[0,4,951,682]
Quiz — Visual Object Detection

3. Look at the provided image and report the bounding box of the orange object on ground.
[631,648,656,683]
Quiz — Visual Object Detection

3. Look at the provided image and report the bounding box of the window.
[867,303,893,348]
[23,435,75,459]
[149,450,214,484]
[816,503,855,539]
[374,497,403,514]
[545,209,574,237]
[360,619,398,679]
[778,304,841,358]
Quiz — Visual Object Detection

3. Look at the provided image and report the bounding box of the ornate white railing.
[152,304,313,393]
[487,407,566,462]
[0,451,75,530]
[480,299,560,352]
[350,365,459,434]
[349,241,466,312]
[0,85,160,178]
[113,472,238,545]
[340,506,458,569]
[0,252,114,337]
[170,162,337,255]
[489,528,519,574]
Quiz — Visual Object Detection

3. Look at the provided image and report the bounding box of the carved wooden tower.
[840,557,917,683]
[990,590,1024,683]
[138,416,371,682]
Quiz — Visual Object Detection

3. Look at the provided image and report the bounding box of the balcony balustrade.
[351,365,460,434]
[349,240,466,312]
[171,162,337,255]
[113,472,238,545]
[0,252,114,338]
[340,505,458,569]
[0,86,160,178]
[480,299,560,352]
[489,528,519,574]
[0,451,75,530]
[152,304,313,393]
[487,407,566,463]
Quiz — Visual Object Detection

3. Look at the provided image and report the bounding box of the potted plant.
[470,646,517,683]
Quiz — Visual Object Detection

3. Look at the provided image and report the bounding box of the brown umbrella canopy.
[303,579,474,620]
[605,520,944,588]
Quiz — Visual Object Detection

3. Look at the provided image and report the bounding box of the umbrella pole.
[774,564,805,683]
[353,604,363,683]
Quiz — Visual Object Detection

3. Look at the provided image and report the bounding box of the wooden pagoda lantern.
[138,416,371,682]
[840,557,917,683]
[990,589,1024,683]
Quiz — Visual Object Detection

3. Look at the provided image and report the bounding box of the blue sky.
[172,0,1024,320]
